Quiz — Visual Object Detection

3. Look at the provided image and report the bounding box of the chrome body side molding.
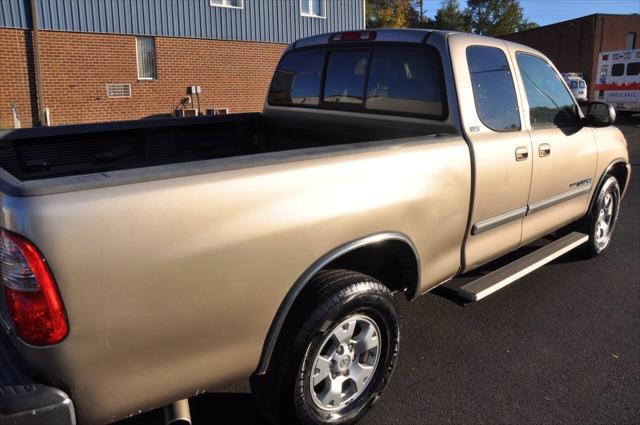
[527,185,592,215]
[471,206,527,235]
[472,185,593,235]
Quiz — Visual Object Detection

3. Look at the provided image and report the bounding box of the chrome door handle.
[539,143,551,157]
[515,146,529,161]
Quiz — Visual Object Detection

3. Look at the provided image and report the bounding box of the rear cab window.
[268,49,324,106]
[323,50,369,105]
[268,44,447,120]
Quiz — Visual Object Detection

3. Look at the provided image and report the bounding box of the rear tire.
[580,175,620,257]
[251,270,400,425]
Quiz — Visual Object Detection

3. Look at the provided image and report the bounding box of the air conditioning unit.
[205,108,229,116]
[175,108,198,118]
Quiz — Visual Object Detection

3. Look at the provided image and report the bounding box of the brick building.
[501,13,640,101]
[0,0,364,128]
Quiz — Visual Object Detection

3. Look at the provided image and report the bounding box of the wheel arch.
[254,231,420,375]
[590,159,630,212]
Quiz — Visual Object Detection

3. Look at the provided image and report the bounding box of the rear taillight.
[1,229,68,345]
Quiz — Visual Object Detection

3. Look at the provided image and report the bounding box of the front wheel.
[252,270,400,425]
[581,175,621,257]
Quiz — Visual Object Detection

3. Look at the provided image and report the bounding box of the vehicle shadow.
[117,392,270,425]
[190,393,270,425]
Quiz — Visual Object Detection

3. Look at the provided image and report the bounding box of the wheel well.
[323,239,420,298]
[608,162,629,194]
[255,233,420,375]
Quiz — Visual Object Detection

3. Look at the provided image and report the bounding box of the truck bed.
[0,112,455,196]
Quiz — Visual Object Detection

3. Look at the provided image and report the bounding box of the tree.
[413,0,435,27]
[466,0,538,36]
[366,0,421,28]
[433,0,471,32]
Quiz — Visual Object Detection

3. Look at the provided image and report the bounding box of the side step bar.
[458,232,588,302]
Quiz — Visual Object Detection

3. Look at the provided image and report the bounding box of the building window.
[301,0,325,18]
[210,0,243,8]
[136,37,156,80]
[627,32,637,50]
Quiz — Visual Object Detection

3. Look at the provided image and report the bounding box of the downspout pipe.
[29,0,46,126]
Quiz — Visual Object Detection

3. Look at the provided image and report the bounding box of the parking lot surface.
[122,116,639,425]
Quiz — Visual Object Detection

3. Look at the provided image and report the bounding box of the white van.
[562,73,588,102]
[596,49,640,114]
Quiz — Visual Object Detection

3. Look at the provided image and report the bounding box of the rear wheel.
[252,270,400,425]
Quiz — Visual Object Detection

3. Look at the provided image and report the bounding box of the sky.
[423,0,640,27]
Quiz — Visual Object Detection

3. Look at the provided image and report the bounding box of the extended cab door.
[509,50,598,244]
[449,35,533,270]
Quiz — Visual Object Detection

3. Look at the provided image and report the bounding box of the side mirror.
[587,102,616,127]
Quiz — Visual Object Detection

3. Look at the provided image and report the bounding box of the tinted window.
[627,62,640,76]
[268,50,324,106]
[570,81,578,89]
[366,47,445,118]
[467,46,520,131]
[579,80,586,88]
[323,50,369,105]
[516,53,578,128]
[611,63,625,76]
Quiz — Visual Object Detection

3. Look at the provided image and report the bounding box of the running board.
[458,232,589,302]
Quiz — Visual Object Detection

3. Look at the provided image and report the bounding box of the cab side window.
[516,53,579,129]
[467,46,521,132]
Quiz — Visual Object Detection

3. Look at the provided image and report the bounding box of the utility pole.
[29,0,46,126]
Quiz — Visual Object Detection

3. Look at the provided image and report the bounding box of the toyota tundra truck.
[0,30,631,425]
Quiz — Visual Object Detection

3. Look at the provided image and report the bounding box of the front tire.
[581,175,621,257]
[252,270,400,425]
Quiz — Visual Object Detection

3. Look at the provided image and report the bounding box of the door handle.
[539,143,551,157]
[515,146,529,161]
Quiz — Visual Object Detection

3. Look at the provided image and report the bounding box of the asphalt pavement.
[122,116,639,425]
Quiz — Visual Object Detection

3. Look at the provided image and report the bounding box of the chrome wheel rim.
[309,314,381,412]
[594,190,615,250]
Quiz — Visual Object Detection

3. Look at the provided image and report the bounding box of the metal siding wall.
[0,0,28,28]
[1,0,364,43]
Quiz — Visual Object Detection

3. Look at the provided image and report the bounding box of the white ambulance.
[595,49,640,114]
[562,72,588,102]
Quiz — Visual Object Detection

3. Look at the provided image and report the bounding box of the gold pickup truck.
[0,30,630,425]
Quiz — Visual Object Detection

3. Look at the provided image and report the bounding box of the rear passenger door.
[449,36,533,270]
[510,51,598,245]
